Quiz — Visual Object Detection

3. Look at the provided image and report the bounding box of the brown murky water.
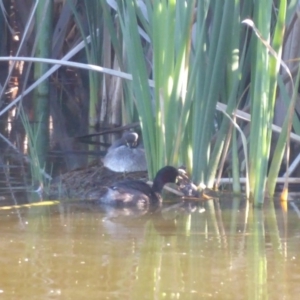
[0,197,300,299]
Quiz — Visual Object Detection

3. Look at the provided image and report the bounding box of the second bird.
[103,131,147,173]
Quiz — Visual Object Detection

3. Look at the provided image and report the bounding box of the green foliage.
[118,0,247,183]
[114,0,297,203]
[19,107,50,188]
[2,0,297,203]
[70,0,104,126]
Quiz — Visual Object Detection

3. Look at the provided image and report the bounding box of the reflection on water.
[0,197,300,299]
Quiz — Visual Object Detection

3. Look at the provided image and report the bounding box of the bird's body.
[103,132,147,172]
[100,166,179,207]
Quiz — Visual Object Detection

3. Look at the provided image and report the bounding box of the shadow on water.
[0,195,300,299]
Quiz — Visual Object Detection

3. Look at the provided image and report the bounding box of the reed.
[116,0,295,203]
[117,1,248,184]
[0,0,298,203]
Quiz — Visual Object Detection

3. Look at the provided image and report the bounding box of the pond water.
[0,196,300,299]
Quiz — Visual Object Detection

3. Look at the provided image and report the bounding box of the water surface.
[0,197,300,299]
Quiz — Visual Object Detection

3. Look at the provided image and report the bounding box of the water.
[0,197,300,299]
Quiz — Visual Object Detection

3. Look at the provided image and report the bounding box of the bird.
[99,166,179,208]
[102,131,147,172]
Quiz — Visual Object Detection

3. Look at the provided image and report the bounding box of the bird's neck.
[152,181,164,193]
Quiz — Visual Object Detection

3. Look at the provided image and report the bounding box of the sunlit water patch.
[0,197,300,299]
